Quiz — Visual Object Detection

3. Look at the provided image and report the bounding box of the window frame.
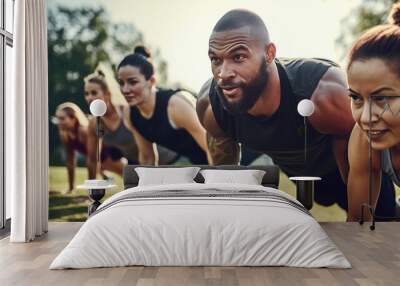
[1,0,14,231]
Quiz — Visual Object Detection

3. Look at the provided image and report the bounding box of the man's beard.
[216,60,269,114]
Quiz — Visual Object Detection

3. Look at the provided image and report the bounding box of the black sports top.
[209,58,339,176]
[130,88,207,164]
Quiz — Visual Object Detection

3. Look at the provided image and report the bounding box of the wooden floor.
[0,222,399,286]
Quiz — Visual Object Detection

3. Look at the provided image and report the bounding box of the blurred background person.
[84,63,179,179]
[53,102,121,192]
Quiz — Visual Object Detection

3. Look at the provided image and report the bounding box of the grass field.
[49,166,350,222]
[49,167,124,222]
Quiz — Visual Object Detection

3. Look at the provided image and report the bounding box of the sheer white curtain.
[7,0,49,242]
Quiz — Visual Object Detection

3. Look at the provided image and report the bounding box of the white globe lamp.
[90,99,107,117]
[297,99,315,117]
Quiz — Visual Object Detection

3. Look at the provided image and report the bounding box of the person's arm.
[347,125,382,221]
[66,146,76,192]
[332,137,349,183]
[206,131,240,165]
[168,92,212,162]
[123,106,156,165]
[196,79,240,165]
[308,66,355,182]
[59,132,76,192]
[86,118,98,179]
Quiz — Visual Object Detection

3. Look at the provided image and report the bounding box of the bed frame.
[123,165,280,189]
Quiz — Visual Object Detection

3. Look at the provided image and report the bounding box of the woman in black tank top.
[116,46,210,165]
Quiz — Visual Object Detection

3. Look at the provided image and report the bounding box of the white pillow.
[135,167,201,186]
[200,169,266,185]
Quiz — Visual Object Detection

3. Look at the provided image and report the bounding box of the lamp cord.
[304,117,307,173]
[96,117,100,174]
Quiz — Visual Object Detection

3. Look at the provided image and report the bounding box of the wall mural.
[48,0,400,223]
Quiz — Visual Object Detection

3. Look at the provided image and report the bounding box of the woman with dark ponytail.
[117,46,210,165]
[347,3,400,221]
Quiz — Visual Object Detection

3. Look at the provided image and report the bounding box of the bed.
[50,165,350,269]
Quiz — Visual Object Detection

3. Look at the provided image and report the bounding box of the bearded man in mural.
[196,9,396,217]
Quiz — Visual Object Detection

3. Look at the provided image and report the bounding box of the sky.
[49,0,361,92]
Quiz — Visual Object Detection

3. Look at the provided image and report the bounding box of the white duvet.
[50,183,351,269]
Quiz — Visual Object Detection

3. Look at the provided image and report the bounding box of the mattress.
[50,183,350,269]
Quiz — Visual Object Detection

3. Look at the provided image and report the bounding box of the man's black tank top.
[209,58,339,176]
[130,88,207,164]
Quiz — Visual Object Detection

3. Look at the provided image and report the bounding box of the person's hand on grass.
[63,188,74,194]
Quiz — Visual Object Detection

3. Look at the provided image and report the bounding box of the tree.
[336,0,398,60]
[47,5,168,165]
